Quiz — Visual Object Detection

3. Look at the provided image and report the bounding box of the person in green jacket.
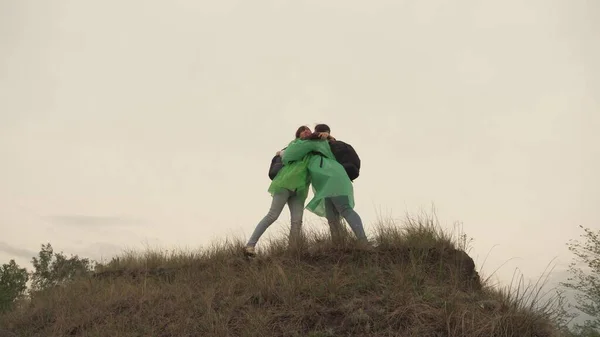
[281,129,368,245]
[244,125,313,257]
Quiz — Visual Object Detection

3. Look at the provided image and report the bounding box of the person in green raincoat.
[244,125,313,256]
[281,126,368,245]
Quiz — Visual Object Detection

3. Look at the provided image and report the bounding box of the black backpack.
[268,146,288,180]
[329,140,361,181]
[268,154,283,180]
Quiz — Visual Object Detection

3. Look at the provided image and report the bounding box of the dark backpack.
[329,140,361,181]
[268,154,283,180]
[268,147,287,180]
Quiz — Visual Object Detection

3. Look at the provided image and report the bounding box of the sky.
[0,0,598,307]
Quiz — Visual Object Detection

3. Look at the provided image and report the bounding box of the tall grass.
[0,216,570,337]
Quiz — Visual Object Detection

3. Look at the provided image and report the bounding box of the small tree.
[561,225,600,335]
[30,243,94,293]
[0,260,28,312]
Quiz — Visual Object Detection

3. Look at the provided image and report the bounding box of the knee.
[337,203,353,216]
[264,211,279,223]
[290,209,303,222]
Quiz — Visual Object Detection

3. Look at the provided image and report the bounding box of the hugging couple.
[244,123,367,257]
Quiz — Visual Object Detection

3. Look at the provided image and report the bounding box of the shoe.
[244,246,256,257]
[356,240,375,252]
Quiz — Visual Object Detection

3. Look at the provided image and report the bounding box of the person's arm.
[305,132,334,141]
[282,140,321,164]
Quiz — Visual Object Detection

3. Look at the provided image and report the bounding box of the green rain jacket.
[282,139,355,217]
[267,139,311,201]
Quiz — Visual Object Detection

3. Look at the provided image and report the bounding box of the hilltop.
[0,217,566,337]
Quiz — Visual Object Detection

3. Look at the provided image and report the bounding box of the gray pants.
[247,189,304,247]
[325,196,367,244]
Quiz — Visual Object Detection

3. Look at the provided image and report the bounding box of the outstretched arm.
[282,140,321,164]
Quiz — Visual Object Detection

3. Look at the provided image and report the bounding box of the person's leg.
[330,196,368,243]
[246,189,291,249]
[287,191,305,248]
[324,197,344,245]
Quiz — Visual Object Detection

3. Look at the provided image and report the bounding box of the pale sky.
[1,0,598,291]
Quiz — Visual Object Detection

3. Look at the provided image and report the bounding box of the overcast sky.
[1,0,598,291]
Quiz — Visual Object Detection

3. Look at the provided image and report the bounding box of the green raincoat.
[267,139,311,201]
[282,139,355,217]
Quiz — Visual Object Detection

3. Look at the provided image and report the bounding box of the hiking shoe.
[243,246,256,257]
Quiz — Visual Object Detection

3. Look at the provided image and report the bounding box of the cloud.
[43,215,144,227]
[0,242,36,260]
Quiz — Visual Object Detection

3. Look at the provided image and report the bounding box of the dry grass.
[0,216,568,337]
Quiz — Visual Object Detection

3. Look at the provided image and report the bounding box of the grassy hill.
[0,217,567,337]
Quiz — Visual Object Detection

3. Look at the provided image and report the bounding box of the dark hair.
[295,125,310,138]
[314,124,330,133]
